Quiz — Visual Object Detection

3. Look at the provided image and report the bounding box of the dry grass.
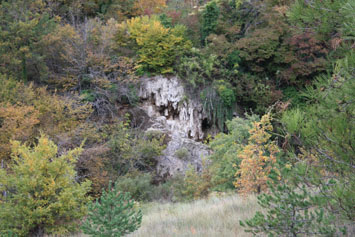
[69,194,259,237]
[128,194,259,237]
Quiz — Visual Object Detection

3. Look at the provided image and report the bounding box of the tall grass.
[128,194,259,237]
[68,194,259,237]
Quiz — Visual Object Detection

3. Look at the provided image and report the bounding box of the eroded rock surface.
[139,75,206,140]
[138,76,211,177]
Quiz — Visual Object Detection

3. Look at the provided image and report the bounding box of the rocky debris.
[156,134,210,177]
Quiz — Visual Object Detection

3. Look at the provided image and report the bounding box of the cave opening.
[202,118,212,131]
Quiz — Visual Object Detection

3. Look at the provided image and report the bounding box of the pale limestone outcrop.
[138,76,210,176]
[139,75,205,140]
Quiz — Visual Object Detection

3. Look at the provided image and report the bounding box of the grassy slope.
[69,194,259,237]
[128,194,259,237]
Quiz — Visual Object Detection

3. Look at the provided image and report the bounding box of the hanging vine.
[200,87,234,131]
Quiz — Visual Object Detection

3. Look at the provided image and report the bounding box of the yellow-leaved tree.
[0,135,91,236]
[118,15,192,74]
[234,114,280,195]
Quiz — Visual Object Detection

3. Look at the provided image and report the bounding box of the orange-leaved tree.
[234,113,280,195]
[0,104,40,161]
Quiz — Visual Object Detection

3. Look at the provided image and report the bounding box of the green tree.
[81,181,143,237]
[241,42,354,237]
[0,135,91,236]
[0,0,57,81]
[281,52,355,222]
[200,1,220,44]
[288,0,352,40]
[240,182,338,236]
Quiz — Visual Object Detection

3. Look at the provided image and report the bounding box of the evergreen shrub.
[82,181,142,237]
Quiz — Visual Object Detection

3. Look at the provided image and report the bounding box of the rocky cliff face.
[137,76,211,177]
[139,76,205,140]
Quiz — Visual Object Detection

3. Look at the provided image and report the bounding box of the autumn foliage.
[0,75,92,162]
[0,104,39,160]
[234,114,280,195]
[133,0,167,15]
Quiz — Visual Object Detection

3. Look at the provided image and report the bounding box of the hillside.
[0,0,354,236]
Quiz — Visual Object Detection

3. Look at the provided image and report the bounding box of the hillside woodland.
[0,0,354,236]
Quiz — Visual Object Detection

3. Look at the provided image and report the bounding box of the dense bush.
[178,162,212,200]
[176,48,220,87]
[175,148,189,160]
[107,120,165,178]
[133,0,167,16]
[0,75,92,162]
[114,172,191,202]
[74,117,166,199]
[114,173,155,201]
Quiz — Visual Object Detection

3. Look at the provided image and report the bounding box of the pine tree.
[288,0,353,40]
[240,183,339,236]
[281,52,355,222]
[82,181,143,237]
